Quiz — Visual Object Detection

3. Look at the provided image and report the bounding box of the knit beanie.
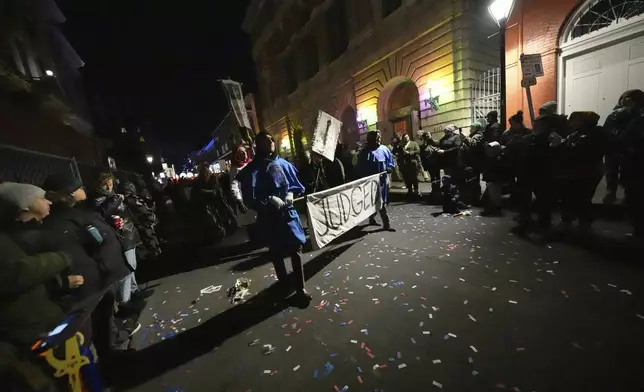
[0,182,46,212]
[42,172,83,194]
[539,101,558,115]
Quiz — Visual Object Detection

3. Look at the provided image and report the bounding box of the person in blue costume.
[237,132,311,301]
[356,130,396,231]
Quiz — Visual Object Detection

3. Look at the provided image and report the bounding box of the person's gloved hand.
[285,192,294,206]
[268,196,286,210]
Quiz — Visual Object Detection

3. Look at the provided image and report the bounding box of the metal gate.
[470,67,500,123]
[0,144,81,186]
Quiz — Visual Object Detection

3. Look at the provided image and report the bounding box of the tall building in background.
[243,0,499,159]
[0,0,98,163]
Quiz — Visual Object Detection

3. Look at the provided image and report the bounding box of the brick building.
[243,0,501,159]
[505,0,644,125]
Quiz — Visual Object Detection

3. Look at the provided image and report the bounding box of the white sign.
[306,173,382,249]
[311,110,343,161]
[220,79,252,131]
[520,54,544,79]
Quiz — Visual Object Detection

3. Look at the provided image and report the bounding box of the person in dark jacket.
[319,151,346,189]
[0,233,72,392]
[440,175,470,214]
[511,114,563,235]
[396,133,422,199]
[557,112,606,235]
[463,122,485,205]
[88,173,142,305]
[120,181,161,258]
[41,173,140,356]
[191,165,237,243]
[481,111,504,216]
[420,132,441,197]
[0,231,72,347]
[437,125,463,178]
[0,183,84,309]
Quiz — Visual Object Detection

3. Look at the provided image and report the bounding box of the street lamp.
[488,0,515,130]
[146,155,153,164]
[45,69,55,77]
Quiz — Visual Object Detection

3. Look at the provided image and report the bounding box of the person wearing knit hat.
[0,182,51,222]
[539,101,558,116]
[42,172,84,196]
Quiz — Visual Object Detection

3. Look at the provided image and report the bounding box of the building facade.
[243,0,501,159]
[0,0,98,163]
[505,0,644,126]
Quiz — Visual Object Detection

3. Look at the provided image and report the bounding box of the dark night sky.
[57,0,256,163]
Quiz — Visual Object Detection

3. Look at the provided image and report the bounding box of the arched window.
[566,0,644,41]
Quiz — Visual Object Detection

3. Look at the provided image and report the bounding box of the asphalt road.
[113,203,644,392]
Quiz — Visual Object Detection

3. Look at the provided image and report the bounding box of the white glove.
[268,196,286,210]
[284,192,294,206]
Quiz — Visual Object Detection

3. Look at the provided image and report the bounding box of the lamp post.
[488,0,515,130]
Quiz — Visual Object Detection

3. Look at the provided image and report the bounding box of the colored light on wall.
[357,106,377,125]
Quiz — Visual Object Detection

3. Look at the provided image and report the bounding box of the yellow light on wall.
[357,106,377,125]
[281,136,291,150]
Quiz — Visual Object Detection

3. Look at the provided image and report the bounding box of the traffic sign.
[520,53,544,79]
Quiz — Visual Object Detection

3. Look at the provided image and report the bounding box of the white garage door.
[564,34,644,124]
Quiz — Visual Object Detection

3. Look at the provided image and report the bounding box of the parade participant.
[357,130,396,231]
[398,133,422,199]
[237,132,310,301]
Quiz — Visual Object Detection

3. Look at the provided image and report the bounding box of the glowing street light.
[45,69,55,77]
[488,0,515,27]
[488,0,516,130]
[146,155,153,164]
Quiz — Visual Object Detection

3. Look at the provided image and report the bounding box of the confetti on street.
[122,203,644,392]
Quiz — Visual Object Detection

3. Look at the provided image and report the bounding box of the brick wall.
[505,0,581,126]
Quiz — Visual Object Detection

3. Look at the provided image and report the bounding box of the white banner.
[306,173,382,250]
[220,79,252,130]
[311,110,342,161]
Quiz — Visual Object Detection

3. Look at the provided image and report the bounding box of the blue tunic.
[238,155,306,253]
[356,144,396,205]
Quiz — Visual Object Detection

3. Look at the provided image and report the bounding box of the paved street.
[113,203,643,392]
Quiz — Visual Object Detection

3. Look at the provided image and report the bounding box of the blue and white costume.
[237,155,306,254]
[356,144,396,204]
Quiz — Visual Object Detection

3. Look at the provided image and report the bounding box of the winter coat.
[322,158,346,189]
[438,134,463,169]
[3,220,89,308]
[89,189,141,250]
[123,195,161,256]
[559,127,606,180]
[0,232,72,345]
[42,203,131,295]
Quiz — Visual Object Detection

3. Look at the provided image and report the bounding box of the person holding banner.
[357,130,396,231]
[237,132,311,302]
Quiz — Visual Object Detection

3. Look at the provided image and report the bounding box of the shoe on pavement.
[383,225,396,232]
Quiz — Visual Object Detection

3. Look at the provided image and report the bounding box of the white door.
[564,34,644,124]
